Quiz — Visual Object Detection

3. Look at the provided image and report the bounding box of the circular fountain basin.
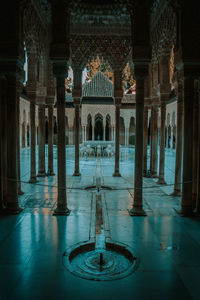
[84,185,113,191]
[63,241,138,281]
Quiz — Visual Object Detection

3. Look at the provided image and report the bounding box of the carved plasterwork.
[151,3,176,60]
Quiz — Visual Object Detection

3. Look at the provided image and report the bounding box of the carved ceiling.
[69,0,131,36]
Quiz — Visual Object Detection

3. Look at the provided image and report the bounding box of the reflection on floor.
[0,146,200,300]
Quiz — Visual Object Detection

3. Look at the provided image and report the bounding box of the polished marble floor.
[0,146,200,300]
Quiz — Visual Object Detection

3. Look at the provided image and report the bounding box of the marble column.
[92,124,95,141]
[73,98,80,176]
[192,82,199,209]
[113,98,121,177]
[47,105,55,176]
[143,106,148,176]
[150,107,153,174]
[84,126,87,141]
[173,81,183,196]
[54,74,70,215]
[82,126,84,142]
[181,77,194,215]
[17,89,24,195]
[152,105,158,177]
[130,74,147,216]
[196,83,200,214]
[111,126,114,141]
[37,105,46,177]
[103,125,106,141]
[0,79,5,209]
[125,127,129,146]
[29,98,38,183]
[5,76,22,213]
[157,98,167,184]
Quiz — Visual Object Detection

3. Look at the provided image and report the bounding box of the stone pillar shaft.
[150,108,153,173]
[1,80,7,206]
[54,76,70,215]
[174,81,183,195]
[152,106,158,177]
[113,100,121,177]
[143,106,148,176]
[103,126,106,141]
[17,91,23,195]
[73,99,80,176]
[29,100,37,183]
[192,82,199,208]
[0,79,5,209]
[133,79,145,211]
[181,77,194,215]
[48,105,55,176]
[38,105,46,176]
[158,99,167,184]
[5,76,21,213]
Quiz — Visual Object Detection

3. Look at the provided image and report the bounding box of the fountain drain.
[64,158,138,281]
[63,241,138,281]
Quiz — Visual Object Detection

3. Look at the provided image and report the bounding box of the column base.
[18,190,24,196]
[53,206,71,216]
[129,207,147,217]
[29,177,38,183]
[174,207,194,217]
[73,172,80,177]
[152,173,158,178]
[157,178,166,185]
[171,190,182,197]
[47,170,55,176]
[37,172,46,177]
[143,171,147,177]
[113,172,121,177]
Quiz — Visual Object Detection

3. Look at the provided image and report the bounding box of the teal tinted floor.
[0,146,199,300]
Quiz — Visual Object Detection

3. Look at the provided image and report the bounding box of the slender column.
[85,126,87,141]
[17,89,24,195]
[103,125,106,141]
[0,79,5,209]
[29,99,38,183]
[150,107,154,174]
[1,79,7,208]
[130,73,147,216]
[53,74,70,215]
[173,81,183,196]
[111,126,114,141]
[47,105,55,176]
[181,77,194,215]
[82,126,84,142]
[192,82,199,208]
[125,127,129,146]
[157,98,167,184]
[5,76,22,213]
[196,82,200,214]
[92,124,95,141]
[152,105,158,177]
[73,98,80,176]
[37,105,46,177]
[143,106,148,176]
[113,99,121,177]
